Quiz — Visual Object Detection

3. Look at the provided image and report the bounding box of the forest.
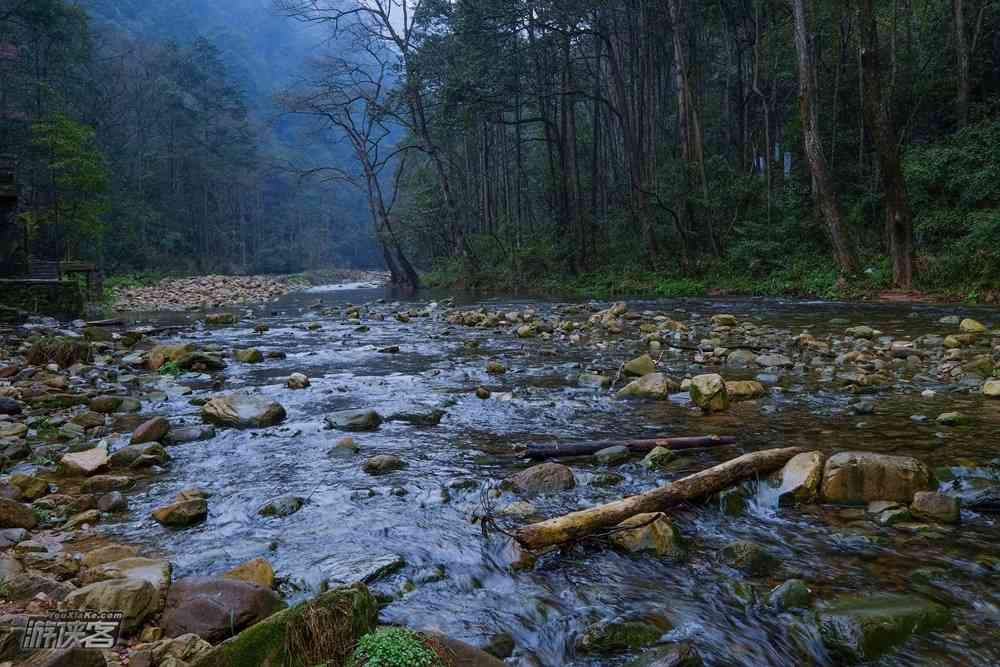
[275,0,1000,299]
[0,0,378,277]
[3,0,1000,300]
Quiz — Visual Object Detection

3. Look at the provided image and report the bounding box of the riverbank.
[424,256,1000,305]
[107,269,389,311]
[1,289,999,664]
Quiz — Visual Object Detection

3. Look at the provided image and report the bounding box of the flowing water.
[108,288,1000,666]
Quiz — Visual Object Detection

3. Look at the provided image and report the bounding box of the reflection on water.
[109,286,1000,666]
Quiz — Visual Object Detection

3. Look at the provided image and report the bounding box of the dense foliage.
[279,0,1000,299]
[0,0,379,275]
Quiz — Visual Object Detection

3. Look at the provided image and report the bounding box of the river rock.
[131,416,169,444]
[711,314,738,327]
[234,348,263,363]
[508,462,576,496]
[642,446,677,470]
[162,576,286,642]
[5,572,74,601]
[756,353,793,368]
[0,397,22,415]
[287,372,310,389]
[362,455,406,475]
[0,497,38,529]
[576,617,666,655]
[201,393,286,428]
[97,491,128,512]
[324,409,383,431]
[176,351,226,371]
[626,642,703,667]
[689,373,729,412]
[131,634,212,667]
[81,474,135,493]
[767,579,811,610]
[866,501,911,526]
[21,647,107,667]
[164,424,216,445]
[224,558,275,589]
[616,373,677,400]
[81,544,138,568]
[935,411,967,426]
[58,447,109,476]
[910,491,960,524]
[10,474,49,501]
[611,513,684,558]
[774,451,826,505]
[62,509,100,530]
[64,577,158,633]
[725,380,766,400]
[110,442,168,468]
[959,318,987,333]
[187,584,376,667]
[718,540,777,576]
[820,452,933,504]
[152,499,208,527]
[258,495,305,517]
[624,354,656,377]
[595,445,630,465]
[816,593,951,663]
[82,557,172,608]
[205,312,238,326]
[89,395,123,413]
[726,349,757,367]
[148,344,196,370]
[983,379,1000,398]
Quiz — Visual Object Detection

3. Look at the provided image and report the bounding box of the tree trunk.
[790,0,860,275]
[514,447,805,549]
[860,0,915,288]
[954,0,970,126]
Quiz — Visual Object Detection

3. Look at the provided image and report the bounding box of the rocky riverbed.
[0,289,998,666]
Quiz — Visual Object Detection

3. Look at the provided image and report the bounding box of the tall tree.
[860,0,914,288]
[790,0,859,275]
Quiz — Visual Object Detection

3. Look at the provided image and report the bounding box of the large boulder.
[774,451,826,505]
[63,577,158,633]
[820,452,933,505]
[507,463,576,496]
[148,344,196,371]
[161,576,287,643]
[576,617,666,655]
[190,584,376,667]
[689,374,729,412]
[0,497,38,529]
[58,447,109,476]
[201,393,286,429]
[616,373,678,400]
[816,593,951,663]
[324,409,383,432]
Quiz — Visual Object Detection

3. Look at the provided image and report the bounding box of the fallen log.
[523,435,737,461]
[513,446,805,550]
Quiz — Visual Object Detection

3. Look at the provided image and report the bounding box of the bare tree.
[278,50,419,289]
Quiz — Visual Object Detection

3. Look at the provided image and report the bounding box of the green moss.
[26,336,92,367]
[193,583,378,667]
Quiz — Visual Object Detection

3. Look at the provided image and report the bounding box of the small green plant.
[351,628,444,667]
[159,361,182,376]
[33,508,53,525]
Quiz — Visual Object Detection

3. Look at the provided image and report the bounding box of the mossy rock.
[576,617,668,655]
[26,336,92,367]
[192,583,377,667]
[816,593,951,663]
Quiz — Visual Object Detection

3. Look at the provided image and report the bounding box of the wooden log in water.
[523,435,737,460]
[513,446,805,550]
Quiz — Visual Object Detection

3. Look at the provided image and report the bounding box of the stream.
[105,287,1000,666]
